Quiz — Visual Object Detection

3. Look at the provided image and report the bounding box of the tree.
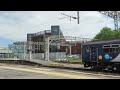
[93,27,115,40]
[113,29,120,38]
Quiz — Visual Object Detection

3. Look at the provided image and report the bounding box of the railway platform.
[0,58,84,69]
[24,59,84,69]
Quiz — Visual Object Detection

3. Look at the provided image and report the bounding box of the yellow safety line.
[62,70,120,78]
[0,66,96,79]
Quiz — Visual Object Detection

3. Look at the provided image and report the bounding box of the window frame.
[103,44,120,53]
[86,46,90,53]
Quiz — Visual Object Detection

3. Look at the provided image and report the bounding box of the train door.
[90,46,98,62]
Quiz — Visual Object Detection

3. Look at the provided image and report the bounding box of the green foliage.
[113,29,120,37]
[93,27,120,40]
[66,57,82,63]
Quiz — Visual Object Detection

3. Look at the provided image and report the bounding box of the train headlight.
[98,55,102,60]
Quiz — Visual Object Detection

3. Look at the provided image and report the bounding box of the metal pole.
[77,11,79,24]
[44,35,46,60]
[69,45,71,56]
[44,37,48,61]
[47,37,50,61]
[29,41,32,60]
[66,47,67,56]
[30,50,31,60]
[23,42,26,60]
[8,48,9,58]
[114,11,118,30]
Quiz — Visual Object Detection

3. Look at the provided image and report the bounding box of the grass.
[52,55,83,64]
[66,57,82,63]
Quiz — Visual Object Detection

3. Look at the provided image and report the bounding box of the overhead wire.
[23,16,69,31]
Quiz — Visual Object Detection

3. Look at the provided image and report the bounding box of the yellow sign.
[98,55,102,60]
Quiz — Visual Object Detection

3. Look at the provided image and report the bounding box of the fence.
[16,52,66,60]
[49,52,66,59]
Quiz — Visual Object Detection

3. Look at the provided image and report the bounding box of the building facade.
[9,25,82,58]
[27,25,82,55]
[0,47,14,58]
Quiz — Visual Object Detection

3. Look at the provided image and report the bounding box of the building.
[8,25,90,60]
[27,25,82,55]
[27,33,34,41]
[9,25,82,58]
[59,42,81,55]
[27,25,65,53]
[0,47,13,58]
[8,42,27,58]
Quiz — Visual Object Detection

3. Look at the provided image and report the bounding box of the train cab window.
[86,47,90,53]
[91,46,96,52]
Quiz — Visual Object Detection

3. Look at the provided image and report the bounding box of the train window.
[116,48,119,53]
[103,48,109,53]
[103,44,120,53]
[112,48,116,53]
[86,47,90,53]
[111,45,119,47]
[107,48,120,53]
[103,45,110,48]
[91,46,96,52]
[109,48,112,53]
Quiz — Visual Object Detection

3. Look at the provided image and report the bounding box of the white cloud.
[0,11,114,42]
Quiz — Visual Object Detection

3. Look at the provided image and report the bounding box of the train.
[81,38,120,71]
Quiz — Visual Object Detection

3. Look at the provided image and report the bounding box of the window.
[112,48,116,53]
[103,45,110,48]
[35,45,37,48]
[119,48,120,52]
[103,44,120,53]
[116,48,119,53]
[86,47,90,53]
[103,48,109,53]
[111,45,119,47]
[91,46,96,52]
[109,48,112,53]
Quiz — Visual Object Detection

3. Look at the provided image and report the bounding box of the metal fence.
[8,35,88,61]
[15,52,66,60]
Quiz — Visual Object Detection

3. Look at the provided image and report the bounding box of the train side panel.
[82,41,120,69]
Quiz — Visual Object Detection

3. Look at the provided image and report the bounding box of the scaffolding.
[9,35,91,61]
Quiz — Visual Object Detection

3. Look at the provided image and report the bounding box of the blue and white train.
[81,38,120,70]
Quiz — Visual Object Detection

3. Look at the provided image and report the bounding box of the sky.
[0,11,114,47]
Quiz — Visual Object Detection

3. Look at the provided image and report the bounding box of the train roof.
[82,37,120,45]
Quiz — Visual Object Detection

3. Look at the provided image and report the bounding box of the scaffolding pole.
[23,42,26,60]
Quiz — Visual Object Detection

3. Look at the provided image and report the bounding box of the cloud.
[0,11,114,46]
